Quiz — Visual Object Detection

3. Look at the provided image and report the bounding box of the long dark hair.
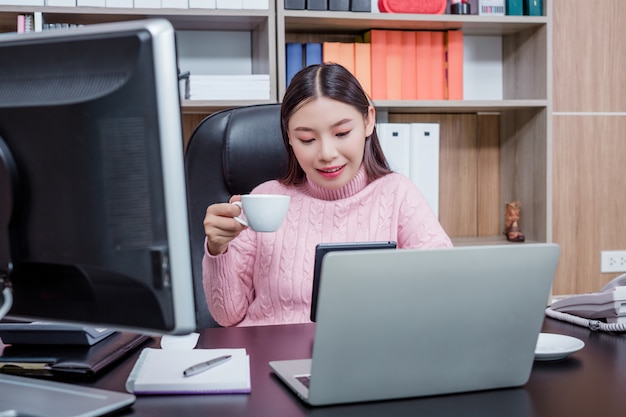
[279,63,391,186]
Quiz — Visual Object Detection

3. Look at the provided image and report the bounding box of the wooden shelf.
[0,6,272,31]
[282,9,547,36]
[0,3,552,245]
[374,100,548,114]
[181,99,275,114]
[275,2,551,244]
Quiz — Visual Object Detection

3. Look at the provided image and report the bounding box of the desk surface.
[88,318,625,417]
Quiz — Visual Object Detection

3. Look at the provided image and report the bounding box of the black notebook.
[0,332,151,379]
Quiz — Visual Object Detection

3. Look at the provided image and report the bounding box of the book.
[385,30,403,100]
[286,42,304,86]
[354,42,372,97]
[135,0,161,7]
[188,74,270,100]
[243,0,268,9]
[216,0,243,8]
[307,0,327,10]
[409,123,440,218]
[400,30,417,100]
[162,0,189,7]
[523,0,542,15]
[305,42,323,67]
[430,31,446,100]
[0,322,115,346]
[105,0,133,7]
[329,0,349,10]
[284,0,305,9]
[364,30,387,100]
[0,332,150,379]
[46,0,76,5]
[17,15,25,33]
[376,123,411,179]
[338,42,355,75]
[33,12,43,32]
[189,0,216,7]
[126,348,251,395]
[505,0,523,15]
[322,42,355,75]
[322,41,341,64]
[77,0,105,6]
[446,30,463,100]
[415,31,432,100]
[479,0,505,15]
[351,0,370,11]
[0,0,43,4]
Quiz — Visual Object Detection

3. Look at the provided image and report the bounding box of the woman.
[202,63,452,327]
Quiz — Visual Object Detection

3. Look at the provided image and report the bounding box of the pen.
[183,354,232,377]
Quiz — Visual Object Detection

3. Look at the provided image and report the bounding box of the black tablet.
[310,241,397,322]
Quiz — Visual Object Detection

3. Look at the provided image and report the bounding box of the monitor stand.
[0,285,136,417]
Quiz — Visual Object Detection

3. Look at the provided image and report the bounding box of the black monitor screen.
[0,19,196,335]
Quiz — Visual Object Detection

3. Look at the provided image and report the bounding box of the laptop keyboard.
[296,375,311,389]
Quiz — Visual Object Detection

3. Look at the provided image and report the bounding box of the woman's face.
[287,97,375,190]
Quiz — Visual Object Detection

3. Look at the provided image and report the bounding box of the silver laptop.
[0,373,135,417]
[269,243,559,406]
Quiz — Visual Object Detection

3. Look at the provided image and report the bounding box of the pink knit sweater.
[202,168,452,327]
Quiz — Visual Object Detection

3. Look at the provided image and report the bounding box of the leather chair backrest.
[184,104,288,328]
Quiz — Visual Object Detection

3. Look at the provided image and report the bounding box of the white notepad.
[126,348,250,395]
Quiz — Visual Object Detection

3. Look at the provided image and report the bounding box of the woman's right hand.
[203,195,247,256]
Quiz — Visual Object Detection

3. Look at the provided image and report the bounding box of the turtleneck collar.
[302,165,369,201]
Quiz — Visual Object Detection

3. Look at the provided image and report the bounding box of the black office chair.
[184,104,288,328]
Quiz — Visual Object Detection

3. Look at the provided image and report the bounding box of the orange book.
[364,30,387,100]
[322,41,341,65]
[354,42,372,98]
[400,31,417,100]
[385,30,403,100]
[446,30,463,100]
[338,42,356,76]
[430,31,446,100]
[415,31,432,100]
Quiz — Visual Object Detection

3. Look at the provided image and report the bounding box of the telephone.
[547,273,626,331]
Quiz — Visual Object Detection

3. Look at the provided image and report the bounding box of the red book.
[400,31,417,100]
[446,30,463,100]
[338,42,356,76]
[415,31,432,100]
[354,42,372,98]
[386,30,403,100]
[430,31,446,100]
[365,30,387,100]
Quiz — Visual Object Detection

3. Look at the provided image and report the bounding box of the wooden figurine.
[504,201,525,242]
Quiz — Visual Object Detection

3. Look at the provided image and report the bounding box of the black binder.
[0,332,151,379]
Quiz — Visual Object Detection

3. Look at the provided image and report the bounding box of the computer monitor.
[0,19,197,336]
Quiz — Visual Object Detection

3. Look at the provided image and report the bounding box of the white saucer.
[160,332,200,350]
[534,333,585,361]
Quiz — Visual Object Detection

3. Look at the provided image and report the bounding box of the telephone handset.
[599,272,626,292]
[548,273,626,329]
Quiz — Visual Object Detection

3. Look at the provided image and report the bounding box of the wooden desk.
[88,318,626,417]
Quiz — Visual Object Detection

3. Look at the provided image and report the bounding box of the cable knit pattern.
[202,169,452,327]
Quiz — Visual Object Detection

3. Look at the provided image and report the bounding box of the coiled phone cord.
[545,307,626,332]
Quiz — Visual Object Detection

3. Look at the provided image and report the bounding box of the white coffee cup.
[232,194,290,232]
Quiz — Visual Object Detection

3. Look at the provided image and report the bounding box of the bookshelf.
[0,5,277,114]
[277,3,552,246]
[0,3,552,246]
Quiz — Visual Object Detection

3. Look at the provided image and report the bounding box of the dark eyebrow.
[332,118,352,127]
[293,118,352,132]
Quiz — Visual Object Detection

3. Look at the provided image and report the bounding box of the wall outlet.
[601,250,626,273]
